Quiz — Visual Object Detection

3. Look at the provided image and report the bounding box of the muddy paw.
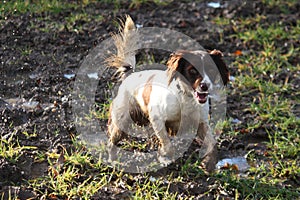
[107,143,118,163]
[157,154,174,166]
[200,147,218,173]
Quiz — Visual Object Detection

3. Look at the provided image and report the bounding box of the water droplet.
[87,72,98,79]
[136,24,143,28]
[232,118,242,124]
[229,75,235,82]
[64,74,75,79]
[207,2,221,8]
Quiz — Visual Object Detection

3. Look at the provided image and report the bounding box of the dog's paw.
[157,154,174,166]
[157,144,175,166]
[200,146,218,173]
[107,142,118,163]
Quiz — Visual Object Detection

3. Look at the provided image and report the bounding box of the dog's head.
[167,50,229,104]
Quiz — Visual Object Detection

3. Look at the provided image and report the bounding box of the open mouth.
[194,91,208,104]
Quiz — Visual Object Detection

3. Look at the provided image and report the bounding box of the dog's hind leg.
[107,105,126,163]
[107,91,131,162]
[107,115,126,145]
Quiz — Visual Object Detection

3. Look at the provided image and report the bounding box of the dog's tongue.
[195,91,208,104]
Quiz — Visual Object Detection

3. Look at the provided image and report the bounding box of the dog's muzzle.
[195,82,209,104]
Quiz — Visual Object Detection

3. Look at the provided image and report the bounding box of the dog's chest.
[134,82,182,121]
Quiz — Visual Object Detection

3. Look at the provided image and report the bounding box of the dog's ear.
[166,52,188,85]
[208,49,229,85]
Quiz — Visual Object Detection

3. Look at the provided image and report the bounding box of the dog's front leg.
[149,114,174,165]
[197,122,218,172]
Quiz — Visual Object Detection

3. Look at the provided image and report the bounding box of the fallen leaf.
[233,50,243,56]
[231,164,239,171]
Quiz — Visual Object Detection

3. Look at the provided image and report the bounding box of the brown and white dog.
[106,16,229,171]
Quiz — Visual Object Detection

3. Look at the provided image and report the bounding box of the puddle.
[136,24,143,28]
[207,2,221,8]
[64,72,98,80]
[216,156,250,172]
[231,118,242,124]
[64,73,76,79]
[87,72,98,79]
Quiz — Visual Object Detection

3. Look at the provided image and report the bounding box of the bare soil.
[0,1,299,199]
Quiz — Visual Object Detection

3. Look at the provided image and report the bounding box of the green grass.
[0,0,79,15]
[235,23,299,46]
[1,0,300,199]
[129,0,172,8]
[0,133,37,164]
[262,0,299,8]
[218,8,300,198]
[0,0,171,17]
[215,169,299,199]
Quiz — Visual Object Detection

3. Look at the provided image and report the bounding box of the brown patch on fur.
[142,74,155,106]
[167,50,203,86]
[167,50,229,86]
[165,121,180,136]
[107,103,127,144]
[185,65,202,90]
[105,15,139,79]
[193,77,202,90]
[128,74,155,126]
[107,104,112,127]
[208,49,229,85]
[129,97,149,126]
[166,52,183,85]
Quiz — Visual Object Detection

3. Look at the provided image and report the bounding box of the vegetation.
[0,0,299,199]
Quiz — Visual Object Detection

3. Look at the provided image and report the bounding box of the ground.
[0,0,299,199]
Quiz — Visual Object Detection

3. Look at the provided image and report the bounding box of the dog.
[105,15,229,172]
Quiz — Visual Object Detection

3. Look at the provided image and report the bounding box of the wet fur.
[106,16,229,171]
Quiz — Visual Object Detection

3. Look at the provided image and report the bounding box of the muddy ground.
[0,0,299,199]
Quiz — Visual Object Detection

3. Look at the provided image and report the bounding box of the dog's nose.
[200,83,208,91]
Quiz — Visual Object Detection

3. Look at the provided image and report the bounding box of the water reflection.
[216,156,250,172]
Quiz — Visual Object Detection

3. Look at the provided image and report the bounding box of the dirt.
[0,0,299,199]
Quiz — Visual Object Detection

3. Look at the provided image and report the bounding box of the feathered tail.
[106,15,139,80]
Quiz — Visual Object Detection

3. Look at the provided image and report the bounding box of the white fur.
[109,69,213,164]
[106,16,222,168]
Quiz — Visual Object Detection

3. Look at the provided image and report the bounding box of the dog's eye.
[189,68,198,75]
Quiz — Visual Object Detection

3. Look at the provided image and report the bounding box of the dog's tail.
[106,15,139,80]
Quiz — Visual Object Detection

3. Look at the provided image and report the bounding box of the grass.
[0,132,37,164]
[217,4,300,198]
[262,0,299,9]
[215,170,299,199]
[0,0,171,17]
[0,0,79,15]
[235,24,299,46]
[1,0,299,199]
